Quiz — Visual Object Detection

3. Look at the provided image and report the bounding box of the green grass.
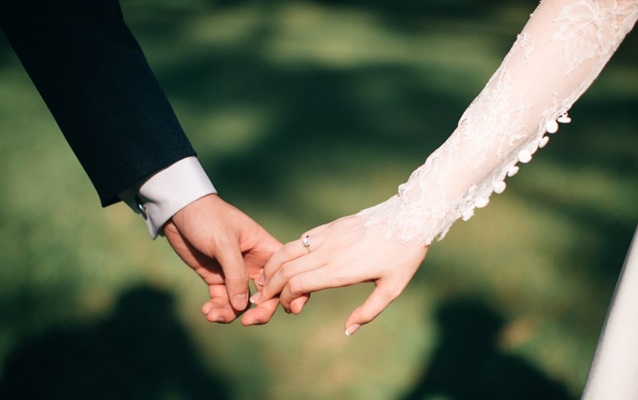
[1,1,637,399]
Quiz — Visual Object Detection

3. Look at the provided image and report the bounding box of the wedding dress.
[356,1,637,398]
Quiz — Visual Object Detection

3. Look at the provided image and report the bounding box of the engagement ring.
[302,235,311,250]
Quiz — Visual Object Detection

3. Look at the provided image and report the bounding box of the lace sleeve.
[357,0,638,246]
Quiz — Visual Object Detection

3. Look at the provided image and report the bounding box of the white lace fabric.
[358,0,638,246]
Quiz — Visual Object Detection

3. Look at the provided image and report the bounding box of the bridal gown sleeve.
[358,0,638,246]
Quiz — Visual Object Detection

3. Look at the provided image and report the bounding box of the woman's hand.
[249,215,428,335]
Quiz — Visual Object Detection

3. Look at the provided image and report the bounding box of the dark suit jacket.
[0,0,196,206]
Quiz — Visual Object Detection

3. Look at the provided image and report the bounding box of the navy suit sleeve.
[0,0,196,206]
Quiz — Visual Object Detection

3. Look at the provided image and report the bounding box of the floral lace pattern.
[555,0,638,71]
[358,0,638,246]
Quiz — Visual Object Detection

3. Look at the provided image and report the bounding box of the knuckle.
[282,243,299,259]
[287,277,306,296]
[212,235,233,252]
[227,267,249,283]
[279,263,296,280]
[378,283,401,302]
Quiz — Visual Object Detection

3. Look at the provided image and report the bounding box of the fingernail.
[345,324,361,336]
[249,292,261,304]
[232,293,248,309]
[257,274,266,286]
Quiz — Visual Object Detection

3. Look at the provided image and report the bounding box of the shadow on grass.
[0,286,231,400]
[401,297,576,400]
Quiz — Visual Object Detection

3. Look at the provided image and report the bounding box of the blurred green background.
[1,0,637,399]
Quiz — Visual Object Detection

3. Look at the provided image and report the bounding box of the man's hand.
[163,194,282,325]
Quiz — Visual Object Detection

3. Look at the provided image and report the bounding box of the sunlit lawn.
[1,1,637,399]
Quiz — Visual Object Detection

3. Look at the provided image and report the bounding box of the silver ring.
[302,235,311,250]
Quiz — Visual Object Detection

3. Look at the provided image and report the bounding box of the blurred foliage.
[1,0,637,399]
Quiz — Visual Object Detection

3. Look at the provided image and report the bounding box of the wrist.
[120,157,216,238]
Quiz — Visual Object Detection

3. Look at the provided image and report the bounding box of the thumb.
[215,239,250,311]
[289,294,310,314]
[344,284,398,336]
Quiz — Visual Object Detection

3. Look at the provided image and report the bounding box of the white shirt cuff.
[120,157,216,239]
